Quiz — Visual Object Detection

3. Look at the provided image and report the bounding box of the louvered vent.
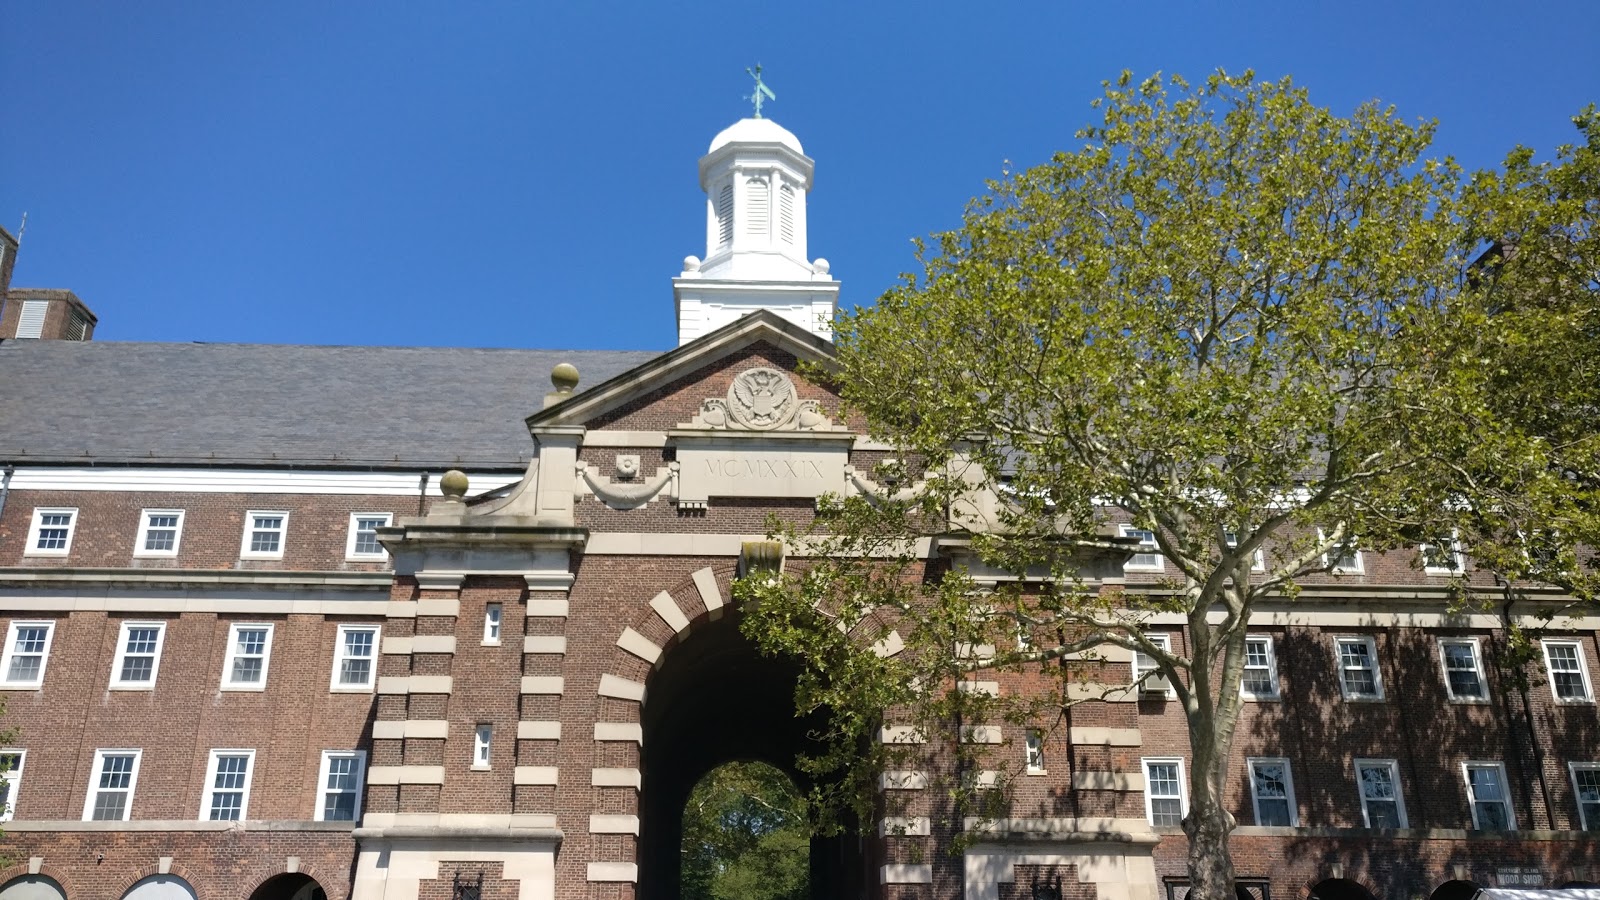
[716,184,734,247]
[64,312,89,341]
[15,300,47,339]
[746,176,769,236]
[778,183,796,244]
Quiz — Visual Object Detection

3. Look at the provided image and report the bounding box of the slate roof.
[0,340,661,469]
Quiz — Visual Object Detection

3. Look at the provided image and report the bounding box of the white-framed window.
[1120,525,1164,572]
[109,622,167,690]
[473,723,492,769]
[316,750,366,821]
[0,750,25,822]
[83,749,142,821]
[1438,637,1488,701]
[1354,758,1407,828]
[1463,761,1516,830]
[220,624,275,690]
[201,749,255,821]
[1247,757,1298,826]
[0,621,56,689]
[1132,632,1175,698]
[1318,529,1363,574]
[133,509,185,557]
[1334,635,1383,700]
[1570,762,1600,832]
[1541,639,1594,703]
[1142,757,1187,826]
[1024,729,1045,774]
[25,508,77,557]
[240,511,289,559]
[483,603,503,646]
[1223,530,1267,572]
[1421,531,1466,576]
[330,625,379,691]
[345,513,392,560]
[1241,635,1280,700]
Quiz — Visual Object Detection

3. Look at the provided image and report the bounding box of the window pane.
[37,513,72,549]
[1359,765,1395,800]
[1578,771,1600,831]
[1242,670,1273,694]
[1469,766,1505,801]
[120,655,153,683]
[1150,798,1182,826]
[1257,798,1291,826]
[1476,801,1510,830]
[1246,641,1270,667]
[91,791,127,820]
[232,656,263,683]
[1367,799,1401,828]
[1548,645,1589,699]
[1443,643,1484,698]
[1147,763,1179,794]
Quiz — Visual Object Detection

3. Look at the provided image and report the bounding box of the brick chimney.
[1,288,98,341]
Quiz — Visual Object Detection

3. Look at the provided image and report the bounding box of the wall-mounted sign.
[1495,868,1545,887]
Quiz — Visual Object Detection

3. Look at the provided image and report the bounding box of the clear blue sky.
[4,2,1597,350]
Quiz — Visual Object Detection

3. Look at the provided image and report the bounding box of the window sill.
[345,555,389,563]
[1551,698,1596,706]
[1241,694,1281,703]
[1025,769,1047,777]
[0,683,43,691]
[329,685,375,694]
[481,640,502,648]
[220,683,268,693]
[107,683,156,692]
[1340,696,1387,703]
[1446,697,1491,705]
[22,551,70,558]
[471,765,492,772]
[132,552,180,559]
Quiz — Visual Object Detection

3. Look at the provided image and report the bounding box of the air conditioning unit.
[1141,673,1172,695]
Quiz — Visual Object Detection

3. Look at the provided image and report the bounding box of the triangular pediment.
[526,310,839,433]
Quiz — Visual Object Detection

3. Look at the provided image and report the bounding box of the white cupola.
[674,117,838,346]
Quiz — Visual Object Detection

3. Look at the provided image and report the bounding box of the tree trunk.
[1183,793,1237,900]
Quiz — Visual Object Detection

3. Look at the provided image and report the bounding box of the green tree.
[739,71,1584,900]
[1450,106,1600,606]
[681,761,810,900]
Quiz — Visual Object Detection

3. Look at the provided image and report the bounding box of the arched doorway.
[248,874,327,900]
[121,875,197,900]
[1308,880,1377,900]
[0,875,66,900]
[636,611,863,900]
[1429,880,1480,900]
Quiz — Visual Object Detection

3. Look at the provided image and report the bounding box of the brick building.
[0,115,1596,900]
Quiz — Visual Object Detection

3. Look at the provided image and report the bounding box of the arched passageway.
[1429,880,1479,900]
[637,611,864,900]
[122,876,197,900]
[0,876,66,900]
[248,874,327,900]
[1308,880,1377,900]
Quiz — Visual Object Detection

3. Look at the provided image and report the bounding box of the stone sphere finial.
[440,469,469,500]
[811,258,830,274]
[683,255,701,272]
[551,362,580,394]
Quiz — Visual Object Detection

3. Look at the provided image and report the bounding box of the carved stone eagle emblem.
[727,367,798,430]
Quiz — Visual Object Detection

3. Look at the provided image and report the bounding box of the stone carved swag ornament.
[695,366,830,431]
